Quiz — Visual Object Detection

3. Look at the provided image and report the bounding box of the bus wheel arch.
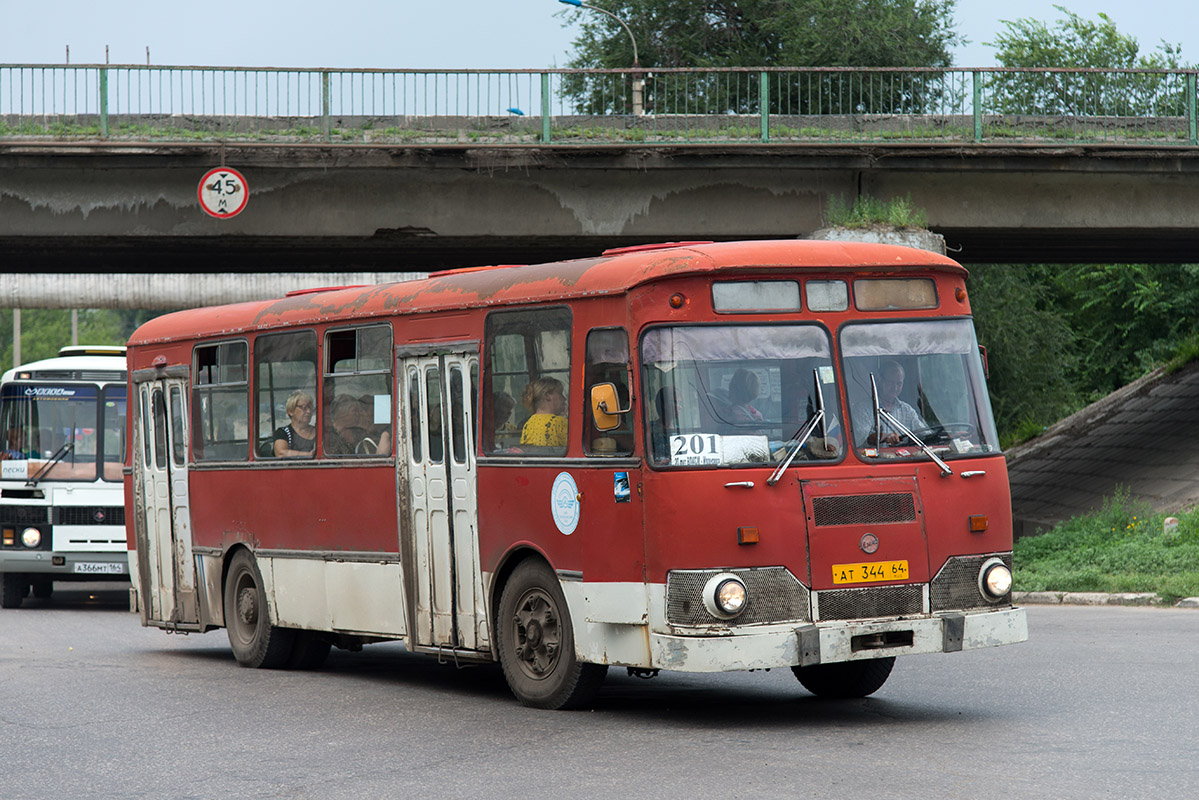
[494,554,607,709]
[222,546,296,669]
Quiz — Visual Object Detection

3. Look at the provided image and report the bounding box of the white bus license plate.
[73,562,126,575]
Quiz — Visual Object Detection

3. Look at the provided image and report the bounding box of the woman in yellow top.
[520,377,567,447]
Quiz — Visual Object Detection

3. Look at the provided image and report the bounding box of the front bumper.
[0,550,130,579]
[648,606,1028,672]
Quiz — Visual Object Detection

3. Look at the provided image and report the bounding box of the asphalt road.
[2,584,1196,800]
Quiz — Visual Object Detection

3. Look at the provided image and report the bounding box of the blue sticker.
[614,472,630,503]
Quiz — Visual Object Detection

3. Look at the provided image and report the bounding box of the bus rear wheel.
[497,559,607,709]
[792,656,895,698]
[223,549,296,669]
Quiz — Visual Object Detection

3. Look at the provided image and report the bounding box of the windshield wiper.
[768,369,827,486]
[27,441,74,488]
[869,373,952,477]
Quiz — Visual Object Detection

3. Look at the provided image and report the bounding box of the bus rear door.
[399,348,486,654]
[133,375,200,628]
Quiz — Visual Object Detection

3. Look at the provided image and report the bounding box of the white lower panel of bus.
[264,557,408,638]
[566,580,1028,672]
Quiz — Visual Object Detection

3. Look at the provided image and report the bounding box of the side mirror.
[978,345,990,378]
[590,382,630,432]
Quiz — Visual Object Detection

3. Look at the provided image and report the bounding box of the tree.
[0,308,164,372]
[559,0,962,114]
[966,265,1079,443]
[985,6,1189,115]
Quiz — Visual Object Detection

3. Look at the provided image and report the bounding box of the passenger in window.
[864,360,927,445]
[728,368,764,423]
[273,391,316,457]
[324,394,391,455]
[494,392,517,433]
[1,426,35,460]
[520,377,567,447]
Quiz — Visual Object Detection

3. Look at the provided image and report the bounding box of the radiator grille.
[812,493,916,526]
[666,567,809,627]
[815,584,924,621]
[931,553,1013,610]
[55,506,126,526]
[0,505,51,525]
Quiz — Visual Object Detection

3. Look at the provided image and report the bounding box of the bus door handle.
[724,481,755,489]
[959,470,986,479]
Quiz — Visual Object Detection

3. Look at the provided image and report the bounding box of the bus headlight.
[702,573,748,619]
[21,528,42,548]
[978,558,1012,601]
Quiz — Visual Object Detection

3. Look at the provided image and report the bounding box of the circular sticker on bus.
[551,472,580,535]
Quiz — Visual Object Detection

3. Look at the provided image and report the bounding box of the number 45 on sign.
[198,167,249,219]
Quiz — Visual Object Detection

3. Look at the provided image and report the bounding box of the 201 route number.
[198,167,249,219]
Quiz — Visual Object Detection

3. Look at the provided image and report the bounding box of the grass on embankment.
[1014,490,1199,602]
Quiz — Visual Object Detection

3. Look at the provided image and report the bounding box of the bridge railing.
[1,65,1196,146]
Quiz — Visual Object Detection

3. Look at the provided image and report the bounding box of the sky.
[0,1,1193,70]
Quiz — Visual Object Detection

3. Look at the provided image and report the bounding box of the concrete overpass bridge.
[2,64,1199,271]
[4,64,1198,525]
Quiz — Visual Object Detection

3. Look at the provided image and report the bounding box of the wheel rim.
[229,568,259,646]
[511,587,562,681]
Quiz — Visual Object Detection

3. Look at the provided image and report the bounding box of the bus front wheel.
[497,559,607,709]
[0,573,27,609]
[792,656,895,698]
[223,549,296,669]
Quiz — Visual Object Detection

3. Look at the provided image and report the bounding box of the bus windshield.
[0,384,127,482]
[641,324,841,467]
[841,319,999,459]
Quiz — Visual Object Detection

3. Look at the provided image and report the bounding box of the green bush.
[1014,489,1199,601]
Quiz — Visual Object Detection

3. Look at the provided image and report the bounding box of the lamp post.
[559,0,643,116]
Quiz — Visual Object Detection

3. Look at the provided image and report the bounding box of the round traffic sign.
[198,167,249,219]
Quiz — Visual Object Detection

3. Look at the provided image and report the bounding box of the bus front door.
[399,350,485,654]
[133,377,199,628]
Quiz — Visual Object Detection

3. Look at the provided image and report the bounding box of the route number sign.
[198,167,249,219]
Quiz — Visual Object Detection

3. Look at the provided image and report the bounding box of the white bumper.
[647,606,1028,673]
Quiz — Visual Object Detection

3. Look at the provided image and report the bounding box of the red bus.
[125,240,1026,708]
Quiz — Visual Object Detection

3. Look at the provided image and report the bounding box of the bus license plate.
[73,562,126,575]
[831,560,909,585]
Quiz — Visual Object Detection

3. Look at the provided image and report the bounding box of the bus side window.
[193,341,249,462]
[323,324,393,457]
[483,307,572,456]
[254,330,317,459]
[584,328,632,457]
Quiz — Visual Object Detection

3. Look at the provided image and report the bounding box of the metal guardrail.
[1,65,1197,146]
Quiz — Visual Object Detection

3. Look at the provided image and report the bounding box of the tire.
[497,559,607,709]
[31,578,53,599]
[286,631,332,670]
[223,549,296,669]
[792,656,895,698]
[1,573,27,609]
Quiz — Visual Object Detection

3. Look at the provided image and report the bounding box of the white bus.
[0,346,128,608]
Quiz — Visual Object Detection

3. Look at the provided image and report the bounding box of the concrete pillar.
[12,308,20,369]
[808,227,946,255]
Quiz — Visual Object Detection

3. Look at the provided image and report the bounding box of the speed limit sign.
[198,167,249,219]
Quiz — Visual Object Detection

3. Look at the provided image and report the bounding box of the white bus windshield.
[0,384,127,482]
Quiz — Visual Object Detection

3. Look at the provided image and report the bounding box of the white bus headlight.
[702,573,748,619]
[978,558,1013,601]
[21,528,42,548]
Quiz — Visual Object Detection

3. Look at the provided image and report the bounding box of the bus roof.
[128,239,963,346]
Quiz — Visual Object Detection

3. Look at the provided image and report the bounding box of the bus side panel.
[476,466,584,575]
[187,465,399,553]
